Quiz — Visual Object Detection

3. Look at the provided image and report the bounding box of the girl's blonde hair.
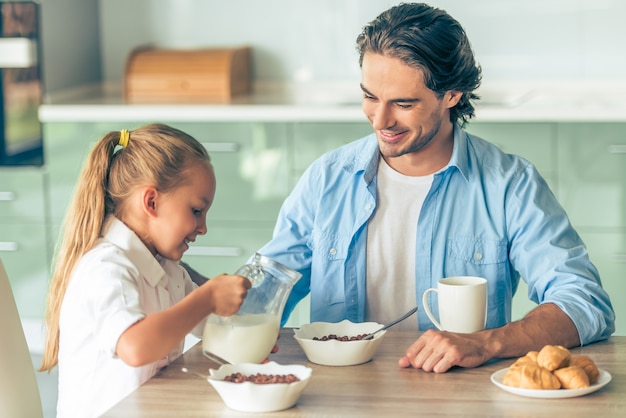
[39,123,210,371]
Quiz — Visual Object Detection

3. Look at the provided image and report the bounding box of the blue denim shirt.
[259,125,615,345]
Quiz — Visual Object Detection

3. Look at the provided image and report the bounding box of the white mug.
[422,276,488,333]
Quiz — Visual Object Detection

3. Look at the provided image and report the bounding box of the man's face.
[360,52,460,174]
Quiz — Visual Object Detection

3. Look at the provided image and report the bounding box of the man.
[254,3,615,373]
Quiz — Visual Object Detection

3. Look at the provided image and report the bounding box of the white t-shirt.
[366,157,433,330]
[56,216,202,418]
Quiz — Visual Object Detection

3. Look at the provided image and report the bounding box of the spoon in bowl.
[363,306,418,340]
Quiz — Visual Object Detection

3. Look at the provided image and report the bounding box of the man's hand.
[398,303,581,373]
[398,329,492,373]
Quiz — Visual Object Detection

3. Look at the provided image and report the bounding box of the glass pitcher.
[202,253,302,364]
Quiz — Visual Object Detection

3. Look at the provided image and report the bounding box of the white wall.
[97,0,626,87]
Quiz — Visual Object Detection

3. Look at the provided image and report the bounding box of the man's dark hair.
[356,2,482,126]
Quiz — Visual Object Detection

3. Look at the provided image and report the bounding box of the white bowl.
[294,319,386,366]
[208,361,312,412]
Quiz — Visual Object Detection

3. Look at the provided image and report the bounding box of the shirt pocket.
[309,229,349,307]
[445,237,509,314]
[446,237,507,269]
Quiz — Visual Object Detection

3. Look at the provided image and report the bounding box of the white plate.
[491,367,611,398]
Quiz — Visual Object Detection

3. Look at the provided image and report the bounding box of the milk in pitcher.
[202,313,279,364]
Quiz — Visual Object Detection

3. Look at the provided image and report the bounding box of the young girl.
[39,123,251,418]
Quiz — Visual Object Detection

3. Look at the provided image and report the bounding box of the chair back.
[0,258,44,418]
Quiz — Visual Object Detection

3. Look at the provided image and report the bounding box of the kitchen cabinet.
[43,122,102,216]
[0,167,49,319]
[557,123,626,229]
[557,123,626,336]
[173,122,290,223]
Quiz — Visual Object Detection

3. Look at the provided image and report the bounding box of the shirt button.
[329,248,337,256]
[365,203,372,211]
[475,252,483,261]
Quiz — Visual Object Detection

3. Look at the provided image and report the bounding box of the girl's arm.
[115,274,250,366]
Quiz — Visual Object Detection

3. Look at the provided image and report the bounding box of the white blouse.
[56,216,201,418]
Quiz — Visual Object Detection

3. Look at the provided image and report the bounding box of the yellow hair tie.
[118,129,130,148]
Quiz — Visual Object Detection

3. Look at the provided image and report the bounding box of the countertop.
[39,80,626,123]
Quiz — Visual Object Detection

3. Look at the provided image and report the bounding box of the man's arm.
[399,302,580,373]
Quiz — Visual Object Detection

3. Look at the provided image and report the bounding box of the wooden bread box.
[124,46,251,102]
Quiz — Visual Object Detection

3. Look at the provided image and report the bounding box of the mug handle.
[422,288,442,330]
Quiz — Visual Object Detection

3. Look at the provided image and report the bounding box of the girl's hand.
[203,274,251,316]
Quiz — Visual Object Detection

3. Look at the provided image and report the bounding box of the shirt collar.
[356,134,381,184]
[359,124,470,183]
[101,215,166,288]
[446,123,470,182]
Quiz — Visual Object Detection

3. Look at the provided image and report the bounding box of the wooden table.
[102,330,626,417]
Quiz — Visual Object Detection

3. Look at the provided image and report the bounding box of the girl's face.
[147,162,216,261]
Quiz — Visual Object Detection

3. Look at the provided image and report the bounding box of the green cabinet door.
[43,122,106,222]
[0,223,49,319]
[174,122,290,222]
[557,123,626,228]
[557,123,626,336]
[0,167,47,220]
[0,168,49,319]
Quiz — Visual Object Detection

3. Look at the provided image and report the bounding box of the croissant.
[509,352,538,371]
[503,363,561,390]
[537,345,570,371]
[503,346,601,390]
[570,355,600,384]
[525,351,539,363]
[554,366,590,389]
[502,365,523,387]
